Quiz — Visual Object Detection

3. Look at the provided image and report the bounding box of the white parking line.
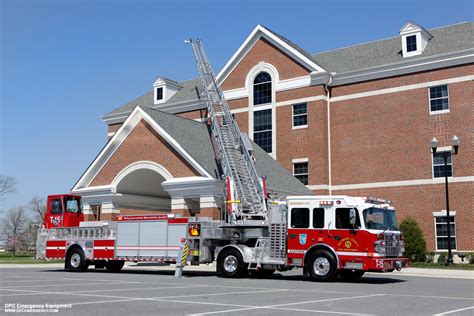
[434,306,474,315]
[187,294,383,315]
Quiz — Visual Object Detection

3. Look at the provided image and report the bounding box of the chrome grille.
[384,233,401,257]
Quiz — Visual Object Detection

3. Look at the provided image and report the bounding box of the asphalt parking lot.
[1,265,473,315]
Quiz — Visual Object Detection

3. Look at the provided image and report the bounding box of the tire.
[250,269,275,278]
[306,250,338,282]
[339,269,365,282]
[66,247,88,272]
[217,248,248,278]
[105,260,125,273]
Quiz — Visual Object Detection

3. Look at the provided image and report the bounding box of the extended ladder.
[187,38,267,222]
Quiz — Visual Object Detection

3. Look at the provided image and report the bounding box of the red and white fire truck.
[36,194,407,281]
[36,38,407,281]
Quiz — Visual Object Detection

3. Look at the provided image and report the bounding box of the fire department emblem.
[50,216,61,226]
[299,234,307,245]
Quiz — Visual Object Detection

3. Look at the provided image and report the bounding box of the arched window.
[253,72,272,105]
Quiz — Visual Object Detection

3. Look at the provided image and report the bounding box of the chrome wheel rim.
[313,257,330,276]
[70,253,81,268]
[223,255,238,273]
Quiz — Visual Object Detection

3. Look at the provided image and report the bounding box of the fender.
[65,241,94,260]
[303,243,340,268]
[216,244,253,263]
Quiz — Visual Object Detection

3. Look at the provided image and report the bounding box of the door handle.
[334,235,342,240]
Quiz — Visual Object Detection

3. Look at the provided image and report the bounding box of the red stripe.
[47,240,66,247]
[94,240,115,247]
[168,218,188,224]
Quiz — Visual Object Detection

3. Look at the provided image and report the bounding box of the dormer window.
[153,77,182,105]
[406,35,417,52]
[155,87,163,101]
[399,21,432,58]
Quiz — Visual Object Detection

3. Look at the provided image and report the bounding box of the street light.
[430,135,461,265]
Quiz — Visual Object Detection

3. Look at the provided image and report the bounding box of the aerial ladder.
[186,38,267,224]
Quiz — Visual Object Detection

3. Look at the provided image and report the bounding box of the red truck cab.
[45,194,83,228]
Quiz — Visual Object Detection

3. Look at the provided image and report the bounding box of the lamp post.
[430,135,460,265]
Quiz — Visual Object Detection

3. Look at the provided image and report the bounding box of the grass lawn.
[0,253,63,264]
[409,262,474,270]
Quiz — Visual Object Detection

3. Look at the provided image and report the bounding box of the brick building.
[72,21,473,254]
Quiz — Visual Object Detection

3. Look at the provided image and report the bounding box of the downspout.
[324,74,333,195]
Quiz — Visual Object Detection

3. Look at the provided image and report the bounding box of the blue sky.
[1,0,472,211]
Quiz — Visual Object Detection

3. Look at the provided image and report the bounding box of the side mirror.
[349,208,357,226]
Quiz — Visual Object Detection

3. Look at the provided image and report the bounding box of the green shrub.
[399,217,427,262]
[437,252,448,264]
[468,252,474,264]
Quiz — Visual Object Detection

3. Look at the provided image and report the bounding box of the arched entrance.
[112,161,172,212]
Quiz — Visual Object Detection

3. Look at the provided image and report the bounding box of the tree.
[0,175,17,198]
[1,206,29,256]
[399,217,427,262]
[28,196,47,224]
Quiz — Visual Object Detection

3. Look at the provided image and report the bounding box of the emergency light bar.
[363,197,392,205]
[319,201,334,206]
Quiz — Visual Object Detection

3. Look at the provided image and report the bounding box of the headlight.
[374,240,385,255]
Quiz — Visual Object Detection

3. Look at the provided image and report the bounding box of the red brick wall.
[221,38,310,91]
[91,119,199,186]
[331,76,472,185]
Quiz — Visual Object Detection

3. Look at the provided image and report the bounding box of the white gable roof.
[216,25,327,85]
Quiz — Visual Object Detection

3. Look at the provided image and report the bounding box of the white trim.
[432,210,456,217]
[292,158,308,163]
[307,176,474,191]
[72,107,212,191]
[216,25,326,85]
[111,161,173,186]
[247,63,277,159]
[307,184,330,191]
[107,132,115,138]
[331,75,473,102]
[223,75,312,101]
[428,84,450,115]
[229,95,327,115]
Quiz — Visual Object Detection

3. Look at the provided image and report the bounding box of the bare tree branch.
[0,175,17,198]
[28,196,47,224]
[1,206,29,256]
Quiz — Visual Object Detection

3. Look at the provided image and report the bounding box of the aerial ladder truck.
[36,38,407,282]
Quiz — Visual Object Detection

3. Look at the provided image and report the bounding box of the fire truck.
[36,38,407,281]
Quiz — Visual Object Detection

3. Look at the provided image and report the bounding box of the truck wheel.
[105,260,125,273]
[339,270,365,282]
[307,250,338,282]
[250,269,275,278]
[66,248,88,272]
[218,248,247,278]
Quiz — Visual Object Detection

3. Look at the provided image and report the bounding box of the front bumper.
[367,257,409,272]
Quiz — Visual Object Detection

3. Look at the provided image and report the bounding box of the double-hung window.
[433,150,452,178]
[434,215,456,250]
[429,85,449,113]
[292,103,307,128]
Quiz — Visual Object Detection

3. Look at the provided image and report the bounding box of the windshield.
[363,207,398,230]
[64,197,81,213]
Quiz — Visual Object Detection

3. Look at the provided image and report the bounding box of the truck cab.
[286,195,407,281]
[44,194,83,229]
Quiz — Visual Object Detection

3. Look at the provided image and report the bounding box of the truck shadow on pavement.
[42,268,406,284]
